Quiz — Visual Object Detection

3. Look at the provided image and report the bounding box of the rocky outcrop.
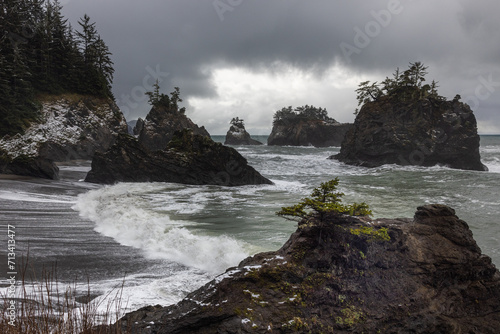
[127,120,138,135]
[97,204,500,334]
[136,105,210,151]
[224,124,262,145]
[85,130,272,186]
[268,119,352,147]
[0,149,59,179]
[0,95,128,179]
[332,96,487,171]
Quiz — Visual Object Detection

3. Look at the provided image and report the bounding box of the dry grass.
[0,257,129,334]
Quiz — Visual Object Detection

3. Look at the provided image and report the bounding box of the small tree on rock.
[276,178,372,223]
[355,81,382,108]
[230,117,245,128]
[145,81,186,113]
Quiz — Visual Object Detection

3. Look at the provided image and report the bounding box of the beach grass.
[1,257,128,334]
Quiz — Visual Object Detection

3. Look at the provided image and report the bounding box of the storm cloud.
[62,0,500,134]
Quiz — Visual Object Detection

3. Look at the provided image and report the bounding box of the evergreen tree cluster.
[0,0,114,137]
[273,105,334,125]
[354,62,444,114]
[145,80,186,114]
[230,117,244,128]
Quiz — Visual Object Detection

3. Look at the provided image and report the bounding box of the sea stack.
[267,105,352,147]
[85,130,273,186]
[135,103,210,151]
[224,117,262,145]
[332,63,487,171]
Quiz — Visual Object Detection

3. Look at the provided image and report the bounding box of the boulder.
[332,96,487,171]
[85,130,272,186]
[268,119,352,147]
[99,204,500,334]
[137,105,210,151]
[0,149,59,180]
[224,124,262,145]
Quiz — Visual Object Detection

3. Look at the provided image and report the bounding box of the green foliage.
[0,1,114,137]
[276,178,372,222]
[354,62,445,114]
[335,305,365,327]
[355,81,382,107]
[145,81,185,113]
[230,117,244,128]
[273,105,334,125]
[349,226,390,242]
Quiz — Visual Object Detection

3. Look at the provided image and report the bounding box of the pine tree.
[94,35,114,93]
[276,178,372,222]
[0,1,115,136]
[75,14,113,97]
[355,81,382,107]
[46,0,72,92]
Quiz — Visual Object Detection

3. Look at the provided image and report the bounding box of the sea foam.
[72,183,249,274]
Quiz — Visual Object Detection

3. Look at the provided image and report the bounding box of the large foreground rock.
[268,119,352,147]
[0,95,128,179]
[136,105,210,151]
[98,204,500,333]
[333,96,487,171]
[85,130,272,186]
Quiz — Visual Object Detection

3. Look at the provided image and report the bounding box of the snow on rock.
[0,95,127,161]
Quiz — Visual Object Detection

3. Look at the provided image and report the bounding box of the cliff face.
[85,130,272,186]
[0,95,128,179]
[333,96,487,171]
[268,120,352,147]
[136,105,210,151]
[224,124,262,145]
[100,204,500,334]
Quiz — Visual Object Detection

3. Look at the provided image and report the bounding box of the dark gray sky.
[62,0,500,134]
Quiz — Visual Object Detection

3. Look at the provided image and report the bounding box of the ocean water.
[1,135,499,316]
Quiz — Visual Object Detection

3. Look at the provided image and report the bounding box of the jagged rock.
[137,105,210,151]
[268,119,352,147]
[332,96,487,171]
[133,118,144,136]
[85,130,272,186]
[97,204,500,334]
[224,124,262,145]
[127,120,138,135]
[0,95,128,179]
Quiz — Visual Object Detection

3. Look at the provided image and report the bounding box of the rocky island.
[333,62,487,171]
[268,105,352,147]
[95,181,500,334]
[85,85,272,186]
[134,86,210,151]
[85,129,272,186]
[224,117,263,145]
